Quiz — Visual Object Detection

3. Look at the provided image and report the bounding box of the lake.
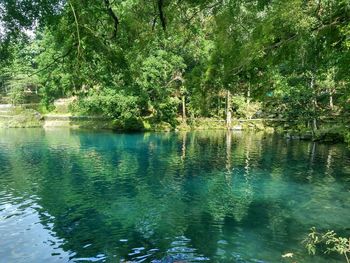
[0,129,349,263]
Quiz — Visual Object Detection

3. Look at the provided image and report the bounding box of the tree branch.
[69,2,81,57]
[28,48,73,77]
[230,17,347,76]
[104,0,119,39]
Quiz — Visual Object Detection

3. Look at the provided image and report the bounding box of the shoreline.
[0,105,348,145]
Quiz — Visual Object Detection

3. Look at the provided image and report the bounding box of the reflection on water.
[0,128,349,263]
[0,194,71,263]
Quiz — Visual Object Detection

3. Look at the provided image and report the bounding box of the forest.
[0,0,349,137]
[1,1,350,262]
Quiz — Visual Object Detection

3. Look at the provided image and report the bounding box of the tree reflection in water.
[0,128,349,262]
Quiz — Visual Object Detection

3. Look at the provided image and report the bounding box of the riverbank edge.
[0,110,349,143]
[0,107,349,144]
[0,113,278,131]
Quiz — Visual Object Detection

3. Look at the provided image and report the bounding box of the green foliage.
[304,227,350,263]
[1,40,40,104]
[0,0,349,132]
[314,126,346,143]
[72,88,140,120]
[155,97,180,126]
[2,108,43,128]
[344,131,350,146]
[8,86,26,105]
[120,117,145,131]
[133,47,186,124]
[231,95,262,119]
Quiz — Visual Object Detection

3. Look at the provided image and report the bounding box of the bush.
[72,88,140,120]
[231,95,261,119]
[314,126,346,143]
[9,86,26,105]
[121,117,144,131]
[155,97,180,126]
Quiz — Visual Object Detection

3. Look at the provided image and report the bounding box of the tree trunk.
[247,83,251,105]
[182,94,186,122]
[313,117,317,131]
[226,90,232,129]
[158,0,166,31]
[217,96,220,116]
[329,95,333,110]
[329,89,334,110]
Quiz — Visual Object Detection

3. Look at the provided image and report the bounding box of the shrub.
[155,97,180,126]
[9,86,26,105]
[121,117,144,131]
[72,88,140,120]
[313,126,346,143]
[231,95,262,119]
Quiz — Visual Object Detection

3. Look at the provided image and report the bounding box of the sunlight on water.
[0,128,349,262]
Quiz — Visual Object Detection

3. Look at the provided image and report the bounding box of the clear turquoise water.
[0,129,349,263]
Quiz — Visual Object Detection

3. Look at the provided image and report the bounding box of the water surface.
[0,129,349,262]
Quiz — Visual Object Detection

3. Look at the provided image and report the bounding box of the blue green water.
[0,129,349,263]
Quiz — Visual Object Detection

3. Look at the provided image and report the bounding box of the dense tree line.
[0,0,349,129]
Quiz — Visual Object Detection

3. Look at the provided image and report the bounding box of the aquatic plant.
[304,227,350,263]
